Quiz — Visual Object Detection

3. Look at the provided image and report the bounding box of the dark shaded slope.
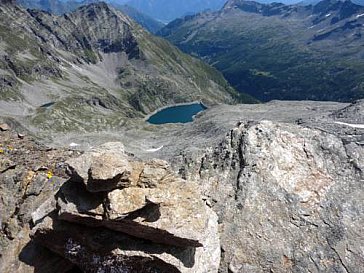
[160,0,364,102]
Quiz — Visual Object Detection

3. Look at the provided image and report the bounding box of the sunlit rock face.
[31,142,220,273]
[172,120,364,273]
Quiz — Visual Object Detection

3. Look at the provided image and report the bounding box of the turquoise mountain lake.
[147,103,207,124]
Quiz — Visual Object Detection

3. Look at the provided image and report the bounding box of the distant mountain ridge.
[123,0,227,22]
[16,0,165,33]
[17,0,230,24]
[159,0,364,102]
[227,0,364,5]
[301,0,364,6]
[113,3,164,33]
[0,1,247,134]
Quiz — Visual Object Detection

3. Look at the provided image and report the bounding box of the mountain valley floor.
[36,100,362,159]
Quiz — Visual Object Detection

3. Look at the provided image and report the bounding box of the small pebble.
[0,123,10,131]
[33,165,48,172]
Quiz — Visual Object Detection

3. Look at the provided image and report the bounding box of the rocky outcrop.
[0,129,220,273]
[31,142,220,273]
[66,142,132,192]
[0,128,81,273]
[331,99,364,124]
[171,120,364,273]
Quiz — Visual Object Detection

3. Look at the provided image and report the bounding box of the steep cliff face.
[171,120,364,272]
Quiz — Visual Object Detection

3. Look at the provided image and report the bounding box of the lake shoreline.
[144,100,207,122]
[145,101,208,125]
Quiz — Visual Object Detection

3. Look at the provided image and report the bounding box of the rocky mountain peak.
[24,2,140,58]
[313,0,363,15]
[76,1,110,13]
[223,0,363,19]
[73,1,125,20]
[223,0,291,16]
[312,0,364,24]
[223,0,261,11]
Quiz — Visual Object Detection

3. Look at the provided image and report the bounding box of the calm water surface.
[147,103,207,124]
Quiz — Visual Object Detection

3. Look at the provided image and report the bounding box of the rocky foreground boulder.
[30,142,220,273]
[171,120,364,273]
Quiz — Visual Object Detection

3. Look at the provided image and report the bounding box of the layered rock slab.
[33,142,220,273]
[62,149,212,247]
[32,216,186,273]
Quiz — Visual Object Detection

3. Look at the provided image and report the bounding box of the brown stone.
[66,142,132,192]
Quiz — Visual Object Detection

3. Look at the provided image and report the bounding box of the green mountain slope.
[0,2,247,134]
[159,0,364,102]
